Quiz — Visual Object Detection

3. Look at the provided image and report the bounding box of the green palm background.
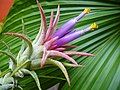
[0,0,120,90]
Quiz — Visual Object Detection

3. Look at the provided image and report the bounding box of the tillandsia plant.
[0,0,98,90]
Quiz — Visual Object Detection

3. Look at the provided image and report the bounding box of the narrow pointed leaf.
[48,59,70,86]
[21,69,42,90]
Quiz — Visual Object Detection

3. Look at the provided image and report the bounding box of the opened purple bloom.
[34,0,98,68]
[52,8,91,39]
[52,8,98,48]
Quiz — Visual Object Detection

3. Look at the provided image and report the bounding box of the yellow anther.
[83,8,91,14]
[90,23,98,30]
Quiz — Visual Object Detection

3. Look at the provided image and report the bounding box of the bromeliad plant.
[0,0,98,89]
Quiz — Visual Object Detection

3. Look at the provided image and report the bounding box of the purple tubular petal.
[65,29,77,36]
[52,19,76,38]
[52,10,87,39]
[55,26,91,47]
[75,12,86,21]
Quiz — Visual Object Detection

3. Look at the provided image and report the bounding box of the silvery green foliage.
[0,73,16,90]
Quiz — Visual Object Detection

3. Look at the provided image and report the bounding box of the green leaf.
[48,59,70,86]
[21,69,42,90]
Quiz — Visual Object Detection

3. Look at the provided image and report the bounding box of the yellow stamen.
[83,8,91,14]
[90,23,98,30]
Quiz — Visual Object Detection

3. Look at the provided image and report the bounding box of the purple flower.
[52,8,91,39]
[35,0,98,68]
[55,23,98,47]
